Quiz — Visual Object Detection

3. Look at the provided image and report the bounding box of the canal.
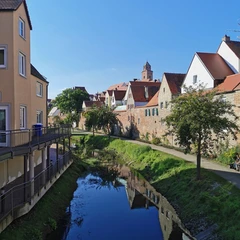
[46,164,193,240]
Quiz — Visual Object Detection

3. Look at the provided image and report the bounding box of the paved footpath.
[72,131,240,189]
[126,139,240,189]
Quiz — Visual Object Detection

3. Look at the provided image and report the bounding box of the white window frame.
[0,46,7,69]
[36,82,43,97]
[20,106,27,129]
[19,52,26,77]
[19,18,25,38]
[36,110,43,124]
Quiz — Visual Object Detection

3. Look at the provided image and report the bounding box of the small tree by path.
[165,85,239,180]
[84,106,119,137]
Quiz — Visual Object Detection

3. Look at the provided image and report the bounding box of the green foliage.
[216,145,240,164]
[53,88,89,126]
[152,137,161,145]
[46,217,57,230]
[84,106,119,136]
[165,85,239,179]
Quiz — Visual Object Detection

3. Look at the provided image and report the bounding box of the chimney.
[222,35,230,42]
[115,88,117,91]
[133,78,138,81]
[144,86,149,99]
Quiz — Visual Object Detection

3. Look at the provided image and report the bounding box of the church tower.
[141,61,153,81]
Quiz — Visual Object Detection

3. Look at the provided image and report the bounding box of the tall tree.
[165,85,239,180]
[53,88,89,126]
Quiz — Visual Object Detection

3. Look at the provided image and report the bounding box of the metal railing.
[0,151,72,223]
[0,125,71,151]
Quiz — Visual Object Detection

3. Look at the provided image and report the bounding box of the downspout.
[46,83,48,127]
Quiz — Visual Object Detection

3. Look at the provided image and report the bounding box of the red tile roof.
[108,82,128,91]
[113,90,126,101]
[131,85,159,102]
[130,80,161,87]
[216,73,240,92]
[164,73,185,94]
[84,101,104,108]
[225,41,240,59]
[106,90,113,96]
[197,52,234,80]
[145,90,159,107]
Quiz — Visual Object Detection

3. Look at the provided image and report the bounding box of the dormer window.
[19,18,25,38]
[193,75,197,84]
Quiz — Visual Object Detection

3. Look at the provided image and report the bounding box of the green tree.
[165,85,239,180]
[84,106,119,137]
[53,88,89,126]
[97,106,119,137]
[84,106,99,136]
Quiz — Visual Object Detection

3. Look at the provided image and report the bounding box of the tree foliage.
[165,85,239,179]
[53,88,89,125]
[84,105,119,137]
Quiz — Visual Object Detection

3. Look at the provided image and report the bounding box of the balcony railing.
[0,125,71,156]
[0,151,72,223]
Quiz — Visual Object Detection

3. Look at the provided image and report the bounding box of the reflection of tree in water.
[88,167,121,190]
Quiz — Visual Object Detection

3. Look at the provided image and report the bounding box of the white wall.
[182,54,214,93]
[217,41,239,73]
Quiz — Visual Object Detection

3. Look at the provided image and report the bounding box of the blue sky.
[27,0,240,99]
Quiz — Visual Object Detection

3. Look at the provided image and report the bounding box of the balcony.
[0,125,71,161]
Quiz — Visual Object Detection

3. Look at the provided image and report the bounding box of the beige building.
[0,0,71,232]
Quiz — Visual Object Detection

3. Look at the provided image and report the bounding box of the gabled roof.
[225,40,240,59]
[113,90,126,101]
[31,64,48,83]
[145,90,159,107]
[216,73,240,92]
[197,52,234,80]
[164,73,185,94]
[130,80,160,87]
[0,0,32,30]
[131,85,159,102]
[74,86,88,93]
[108,82,128,91]
[106,90,113,96]
[84,101,103,108]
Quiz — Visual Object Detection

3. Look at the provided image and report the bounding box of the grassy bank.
[0,155,94,240]
[77,135,240,239]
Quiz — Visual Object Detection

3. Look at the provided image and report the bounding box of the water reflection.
[47,165,194,240]
[117,164,194,240]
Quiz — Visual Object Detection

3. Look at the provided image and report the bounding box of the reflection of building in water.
[117,164,194,240]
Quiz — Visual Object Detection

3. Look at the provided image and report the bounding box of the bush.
[216,146,240,165]
[152,137,161,145]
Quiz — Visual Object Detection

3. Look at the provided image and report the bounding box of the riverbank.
[0,155,93,240]
[77,134,240,240]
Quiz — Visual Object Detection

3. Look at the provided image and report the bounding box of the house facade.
[0,0,71,232]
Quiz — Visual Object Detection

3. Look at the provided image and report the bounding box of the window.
[152,108,155,116]
[20,106,26,129]
[19,18,25,38]
[19,52,26,76]
[156,108,159,116]
[145,109,147,116]
[165,101,168,108]
[160,102,163,109]
[36,111,43,123]
[36,82,43,97]
[0,47,6,68]
[193,75,197,84]
[148,109,151,116]
[138,118,140,124]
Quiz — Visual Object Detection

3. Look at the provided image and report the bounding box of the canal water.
[46,165,193,240]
